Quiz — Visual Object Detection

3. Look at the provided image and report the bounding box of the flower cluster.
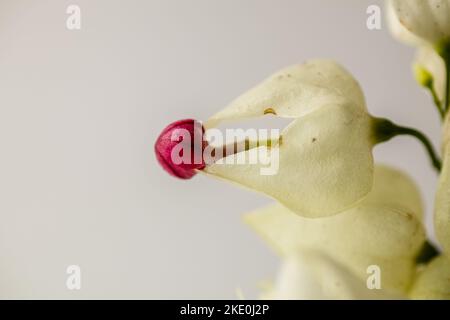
[155,0,450,299]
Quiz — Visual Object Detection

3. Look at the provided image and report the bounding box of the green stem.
[374,118,441,172]
[427,82,445,120]
[444,59,450,114]
[436,40,450,114]
[415,241,440,264]
[395,126,442,172]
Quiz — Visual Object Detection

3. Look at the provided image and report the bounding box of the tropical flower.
[201,60,382,218]
[244,165,426,298]
[155,59,440,218]
[155,60,381,217]
[153,0,449,300]
[387,0,450,114]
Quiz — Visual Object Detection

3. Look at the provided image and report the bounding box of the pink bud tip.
[154,119,207,179]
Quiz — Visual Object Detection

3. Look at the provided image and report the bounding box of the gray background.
[0,0,441,299]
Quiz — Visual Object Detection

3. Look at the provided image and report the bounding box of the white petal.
[244,166,425,293]
[388,0,450,46]
[435,145,450,254]
[363,164,423,221]
[271,252,328,300]
[204,60,366,128]
[409,255,450,299]
[204,103,374,217]
[270,251,403,300]
[386,0,428,46]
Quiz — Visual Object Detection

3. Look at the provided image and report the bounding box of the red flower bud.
[154,119,207,179]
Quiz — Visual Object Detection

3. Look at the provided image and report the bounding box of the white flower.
[387,0,450,48]
[387,0,450,104]
[244,165,426,296]
[203,60,379,218]
[385,0,450,299]
[414,46,446,102]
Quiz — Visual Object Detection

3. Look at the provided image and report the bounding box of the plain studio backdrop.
[0,0,441,299]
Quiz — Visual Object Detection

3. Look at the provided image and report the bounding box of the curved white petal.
[204,60,366,128]
[409,255,450,299]
[364,164,423,221]
[204,103,375,217]
[244,166,425,293]
[388,0,450,46]
[269,251,402,300]
[386,0,428,46]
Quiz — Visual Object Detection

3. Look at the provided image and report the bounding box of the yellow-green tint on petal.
[204,60,366,129]
[244,166,425,293]
[409,255,450,299]
[414,46,446,102]
[204,104,375,217]
[413,64,433,88]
